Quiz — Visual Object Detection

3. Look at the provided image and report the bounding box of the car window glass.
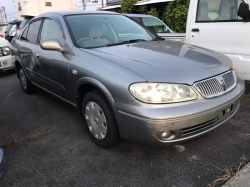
[19,18,32,29]
[21,25,29,40]
[66,15,155,48]
[6,24,13,33]
[197,0,243,22]
[142,17,170,33]
[26,20,42,43]
[40,19,65,45]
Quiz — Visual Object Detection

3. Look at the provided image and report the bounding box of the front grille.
[182,118,218,138]
[193,71,236,98]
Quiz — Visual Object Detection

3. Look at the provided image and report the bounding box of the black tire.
[18,66,36,94]
[82,91,120,148]
[6,69,15,74]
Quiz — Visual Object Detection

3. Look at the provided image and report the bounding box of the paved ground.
[0,71,250,187]
[224,162,250,187]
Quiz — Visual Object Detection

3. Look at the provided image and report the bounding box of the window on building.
[26,20,42,44]
[40,19,65,46]
[197,0,243,22]
[18,2,22,11]
[45,2,52,6]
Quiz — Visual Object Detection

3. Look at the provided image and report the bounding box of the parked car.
[17,15,37,37]
[0,37,14,73]
[159,0,250,81]
[5,20,21,42]
[11,11,245,147]
[0,24,8,38]
[0,148,4,179]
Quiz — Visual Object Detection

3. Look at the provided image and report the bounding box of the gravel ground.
[0,71,250,187]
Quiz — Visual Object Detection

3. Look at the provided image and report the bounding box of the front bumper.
[0,55,15,71]
[115,79,245,146]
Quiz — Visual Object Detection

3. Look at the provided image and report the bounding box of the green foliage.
[137,5,148,14]
[147,8,159,18]
[121,0,138,13]
[165,0,190,33]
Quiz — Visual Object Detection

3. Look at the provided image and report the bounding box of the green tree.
[121,0,138,13]
[147,8,159,18]
[165,0,190,33]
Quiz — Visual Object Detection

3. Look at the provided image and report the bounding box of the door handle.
[191,28,199,32]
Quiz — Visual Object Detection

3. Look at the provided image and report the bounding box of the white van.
[160,0,250,81]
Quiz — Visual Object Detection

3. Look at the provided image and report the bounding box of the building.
[15,0,75,20]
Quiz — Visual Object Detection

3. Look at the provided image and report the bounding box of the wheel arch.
[75,77,118,122]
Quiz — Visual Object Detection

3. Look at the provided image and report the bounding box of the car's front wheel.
[18,66,36,94]
[82,91,120,148]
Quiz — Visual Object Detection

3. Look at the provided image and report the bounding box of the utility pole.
[82,0,86,10]
[101,0,104,8]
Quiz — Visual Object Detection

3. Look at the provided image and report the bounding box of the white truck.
[159,0,250,81]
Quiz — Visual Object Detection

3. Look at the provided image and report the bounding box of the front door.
[35,18,69,99]
[186,0,250,80]
[19,18,43,80]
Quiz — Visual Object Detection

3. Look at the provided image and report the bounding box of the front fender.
[74,77,118,119]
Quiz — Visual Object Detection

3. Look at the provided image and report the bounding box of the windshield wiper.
[106,39,147,47]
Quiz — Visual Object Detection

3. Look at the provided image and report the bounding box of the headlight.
[1,47,10,56]
[129,83,198,104]
[232,62,238,80]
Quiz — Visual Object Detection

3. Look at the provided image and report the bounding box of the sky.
[0,0,105,22]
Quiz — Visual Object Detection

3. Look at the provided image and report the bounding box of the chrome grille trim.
[193,71,236,98]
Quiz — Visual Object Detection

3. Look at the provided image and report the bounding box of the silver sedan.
[11,11,245,147]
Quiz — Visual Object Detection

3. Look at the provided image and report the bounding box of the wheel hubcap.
[19,69,27,89]
[85,101,107,140]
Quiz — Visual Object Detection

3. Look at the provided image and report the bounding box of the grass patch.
[209,155,250,187]
[0,126,47,148]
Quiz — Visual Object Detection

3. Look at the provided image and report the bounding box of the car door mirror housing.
[238,2,250,21]
[40,39,65,52]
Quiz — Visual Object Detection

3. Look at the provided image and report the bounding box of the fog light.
[3,62,7,66]
[162,131,172,139]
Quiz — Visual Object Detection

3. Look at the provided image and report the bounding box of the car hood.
[86,40,232,85]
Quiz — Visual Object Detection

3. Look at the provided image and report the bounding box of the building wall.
[15,0,75,20]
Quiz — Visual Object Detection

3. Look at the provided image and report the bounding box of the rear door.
[186,0,250,80]
[19,18,43,81]
[35,17,69,99]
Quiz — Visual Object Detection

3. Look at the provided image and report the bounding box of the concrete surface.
[223,163,250,187]
[0,71,250,187]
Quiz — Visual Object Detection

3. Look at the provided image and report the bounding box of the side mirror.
[40,39,64,52]
[238,2,250,21]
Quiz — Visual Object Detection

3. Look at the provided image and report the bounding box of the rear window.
[19,18,32,29]
[6,24,14,32]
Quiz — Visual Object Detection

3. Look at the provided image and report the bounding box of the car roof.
[123,14,154,18]
[9,20,22,24]
[38,10,120,17]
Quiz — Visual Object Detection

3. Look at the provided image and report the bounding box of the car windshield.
[142,17,170,33]
[66,14,156,48]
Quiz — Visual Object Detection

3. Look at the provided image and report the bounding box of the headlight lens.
[232,62,239,80]
[129,83,198,103]
[1,47,10,56]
